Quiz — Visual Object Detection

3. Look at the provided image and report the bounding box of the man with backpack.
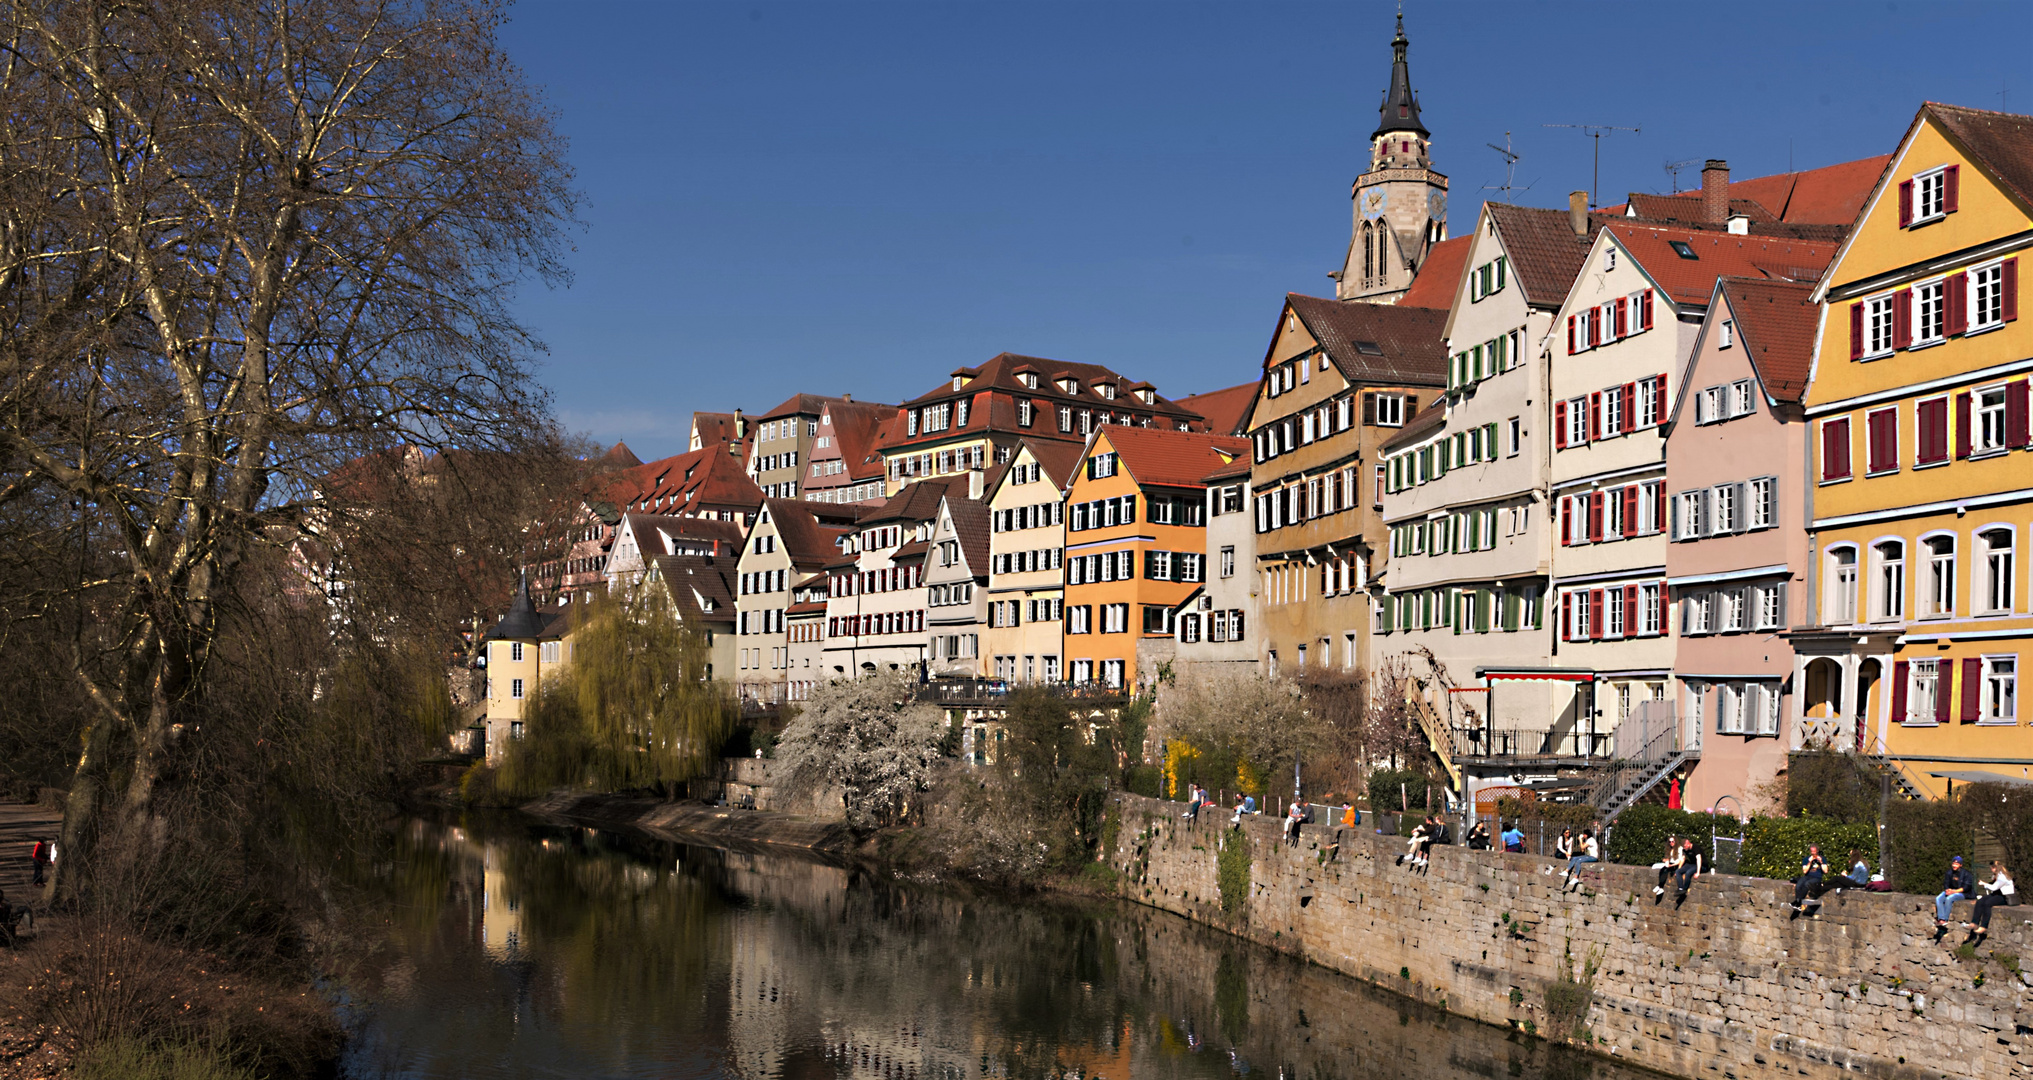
[28,840,51,887]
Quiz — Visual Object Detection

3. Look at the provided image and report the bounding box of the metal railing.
[1611,699,1683,763]
[913,678,1129,704]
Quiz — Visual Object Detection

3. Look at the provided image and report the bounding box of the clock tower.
[1335,13,1448,303]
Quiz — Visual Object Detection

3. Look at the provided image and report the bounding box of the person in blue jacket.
[1934,854,1975,941]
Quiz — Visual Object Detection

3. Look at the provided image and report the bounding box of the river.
[338,815,1654,1080]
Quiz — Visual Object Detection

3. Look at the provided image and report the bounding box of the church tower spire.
[1335,11,1448,304]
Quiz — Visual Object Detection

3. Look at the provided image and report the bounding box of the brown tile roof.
[621,512,745,557]
[1607,224,1837,308]
[597,441,642,469]
[615,445,766,516]
[1282,294,1448,388]
[1396,234,1474,310]
[1925,103,2033,212]
[690,411,750,453]
[762,498,854,569]
[1101,426,1251,490]
[1378,398,1450,453]
[1020,438,1087,491]
[650,554,736,625]
[941,496,992,575]
[863,477,968,527]
[1202,447,1253,484]
[1175,382,1258,437]
[1486,202,1614,307]
[759,392,861,420]
[1716,278,1819,404]
[892,539,929,562]
[786,600,828,617]
[888,354,1204,451]
[821,400,900,479]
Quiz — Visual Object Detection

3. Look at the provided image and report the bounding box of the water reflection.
[341,817,1647,1080]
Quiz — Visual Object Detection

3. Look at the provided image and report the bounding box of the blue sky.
[497,0,2033,460]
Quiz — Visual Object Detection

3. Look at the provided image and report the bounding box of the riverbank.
[1105,792,2025,1080]
[522,791,861,856]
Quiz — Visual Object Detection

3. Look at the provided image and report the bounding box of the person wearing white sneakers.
[1653,837,1682,902]
[1562,828,1599,890]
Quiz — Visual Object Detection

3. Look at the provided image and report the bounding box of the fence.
[914,678,1129,705]
[1611,698,1683,763]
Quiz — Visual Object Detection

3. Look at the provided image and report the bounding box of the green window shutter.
[1494,256,1506,290]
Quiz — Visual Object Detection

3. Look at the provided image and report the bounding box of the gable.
[1828,116,2033,295]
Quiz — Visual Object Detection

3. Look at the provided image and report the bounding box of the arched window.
[1826,545,1859,625]
[1922,534,1955,617]
[1361,222,1374,281]
[1981,528,2016,613]
[1873,540,1906,621]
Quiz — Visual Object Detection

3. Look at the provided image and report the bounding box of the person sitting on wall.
[1561,828,1599,890]
[1790,844,1829,914]
[1653,836,1683,901]
[1465,821,1491,851]
[1674,837,1703,904]
[1284,799,1306,847]
[1804,849,1872,909]
[1501,821,1525,854]
[1934,855,1976,942]
[1396,820,1428,868]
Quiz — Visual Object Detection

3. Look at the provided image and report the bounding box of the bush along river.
[337,814,1655,1080]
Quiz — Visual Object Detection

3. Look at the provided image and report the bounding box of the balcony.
[914,678,1128,707]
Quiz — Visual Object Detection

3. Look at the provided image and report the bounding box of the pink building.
[1664,278,1818,813]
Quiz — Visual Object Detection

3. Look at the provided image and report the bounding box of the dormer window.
[1135,388,1154,404]
[1097,383,1115,401]
[952,376,964,391]
[1058,378,1080,395]
[1020,372,1039,389]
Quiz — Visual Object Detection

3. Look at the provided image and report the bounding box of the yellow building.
[481,582,571,764]
[1800,103,2033,797]
[1061,426,1248,690]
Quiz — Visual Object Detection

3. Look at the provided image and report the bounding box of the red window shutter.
[1898,179,1914,227]
[1561,593,1573,641]
[1555,400,1568,448]
[1822,418,1850,480]
[1945,164,1960,214]
[1560,497,1573,545]
[1938,662,1956,724]
[1590,392,1603,440]
[1891,660,1909,721]
[1624,585,1640,632]
[1947,274,1969,336]
[1892,288,1912,349]
[1919,398,1948,464]
[1589,590,1605,640]
[1621,383,1637,433]
[1641,290,1654,329]
[1961,656,1983,722]
[1589,492,1604,541]
[2005,258,2019,321]
[1956,392,1974,459]
[1849,302,1864,359]
[1615,298,1628,337]
[2008,379,2031,447]
[1567,315,1577,354]
[1622,486,1639,537]
[1654,482,1666,530]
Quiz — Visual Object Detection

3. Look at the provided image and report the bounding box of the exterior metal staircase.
[1859,732,1927,801]
[1591,701,1698,821]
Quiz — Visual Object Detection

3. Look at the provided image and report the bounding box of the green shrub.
[1216,832,1251,917]
[1367,768,1433,812]
[1126,765,1164,798]
[1785,752,1882,824]
[1960,782,2033,872]
[1885,798,1973,893]
[1543,945,1601,1040]
[1605,806,1729,866]
[1738,817,1877,881]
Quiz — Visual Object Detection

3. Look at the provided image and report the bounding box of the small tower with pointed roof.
[1336,12,1449,304]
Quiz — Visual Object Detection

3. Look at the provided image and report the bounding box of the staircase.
[1590,700,1697,821]
[1593,749,1700,821]
[1859,732,1927,801]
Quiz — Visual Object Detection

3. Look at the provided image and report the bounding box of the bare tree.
[0,0,576,891]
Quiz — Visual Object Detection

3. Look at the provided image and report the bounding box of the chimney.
[968,467,984,500]
[842,393,852,403]
[732,407,746,440]
[1568,191,1589,237]
[1702,159,1729,225]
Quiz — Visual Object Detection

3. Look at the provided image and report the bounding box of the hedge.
[1366,768,1434,813]
[1885,798,1973,894]
[1605,806,1731,866]
[1738,816,1878,881]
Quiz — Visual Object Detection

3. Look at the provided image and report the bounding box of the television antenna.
[1483,132,1531,200]
[1544,123,1641,208]
[1663,158,1701,193]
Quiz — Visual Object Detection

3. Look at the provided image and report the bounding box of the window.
[1637,377,1662,427]
[1915,280,1946,343]
[1017,399,1034,427]
[1863,294,1896,356]
[1373,393,1406,427]
[1914,166,1949,222]
[1102,603,1129,634]
[510,678,525,699]
[1755,581,1784,630]
[1977,386,2009,453]
[1565,398,1589,446]
[1676,491,1703,540]
[1718,319,1733,348]
[1683,590,1712,634]
[1748,476,1776,529]
[1973,263,2007,329]
[1907,659,1941,724]
[1668,240,1697,260]
[1828,546,1859,625]
[509,642,524,662]
[1220,546,1235,578]
[1601,386,1624,436]
[1697,386,1723,425]
[1873,540,1906,621]
[1923,535,1955,617]
[1730,380,1754,417]
[1717,683,1745,734]
[1865,407,1899,474]
[1983,656,2018,724]
[1606,587,1626,637]
[1712,484,1737,534]
[1067,606,1091,634]
[1982,529,2016,613]
[1720,587,1745,632]
[1505,417,1522,457]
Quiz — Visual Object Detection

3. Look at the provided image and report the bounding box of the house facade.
[747,394,851,500]
[1666,279,1819,811]
[924,494,991,679]
[734,499,850,707]
[480,583,569,764]
[984,440,1081,684]
[804,399,897,506]
[821,479,960,677]
[1800,103,2033,798]
[1170,452,1260,674]
[1248,293,1447,679]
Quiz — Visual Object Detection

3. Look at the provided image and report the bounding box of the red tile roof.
[762,498,853,569]
[1202,447,1253,484]
[1282,294,1448,388]
[1396,234,1474,310]
[1715,278,1819,404]
[1100,426,1251,490]
[1606,155,1891,229]
[1486,203,1614,308]
[1378,397,1450,453]
[1605,224,1837,308]
[940,495,991,575]
[597,441,642,469]
[1175,382,1258,436]
[821,400,900,478]
[1020,438,1087,491]
[759,392,861,420]
[690,411,750,453]
[1925,103,2033,212]
[888,353,1204,452]
[608,445,765,517]
[619,512,745,557]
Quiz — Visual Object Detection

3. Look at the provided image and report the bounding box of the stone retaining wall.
[1107,793,2030,1080]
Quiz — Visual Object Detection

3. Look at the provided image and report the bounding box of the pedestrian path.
[0,800,61,898]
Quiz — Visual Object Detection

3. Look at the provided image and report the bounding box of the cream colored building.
[983,440,1081,684]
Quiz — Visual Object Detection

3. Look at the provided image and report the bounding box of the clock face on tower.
[1364,188,1389,219]
[1428,189,1447,220]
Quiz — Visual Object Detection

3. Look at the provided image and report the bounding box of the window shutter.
[1679,592,1693,635]
[1938,662,1956,724]
[1589,590,1604,640]
[1669,493,1680,540]
[1944,165,1960,214]
[1732,482,1749,533]
[1641,290,1654,329]
[1567,315,1577,354]
[1555,401,1568,448]
[1614,298,1628,337]
[1621,383,1637,433]
[1889,660,1909,721]
[2011,379,2032,447]
[1363,393,1376,426]
[1898,179,1913,227]
[1589,309,1601,347]
[1560,497,1573,546]
[1589,492,1604,541]
[1918,398,1946,463]
[1948,273,1969,336]
[1961,657,1983,722]
[1956,392,1974,459]
[1822,418,1850,480]
[1622,486,1639,537]
[2006,258,2020,321]
[1405,394,1418,415]
[1893,288,1913,349]
[1849,302,1864,359]
[1590,392,1603,440]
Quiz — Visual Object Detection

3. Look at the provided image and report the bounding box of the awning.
[1929,770,2033,789]
[1477,666,1595,682]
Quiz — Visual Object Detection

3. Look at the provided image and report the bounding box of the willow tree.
[498,583,735,797]
[0,0,576,893]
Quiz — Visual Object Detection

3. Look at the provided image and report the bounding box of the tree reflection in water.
[340,816,1649,1080]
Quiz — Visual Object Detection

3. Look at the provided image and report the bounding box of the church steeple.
[1372,13,1427,141]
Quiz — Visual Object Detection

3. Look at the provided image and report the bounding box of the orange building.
[1061,427,1249,690]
